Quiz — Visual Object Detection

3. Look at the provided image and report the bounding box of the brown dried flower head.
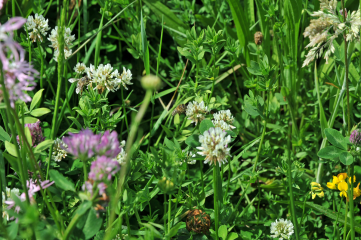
[254,31,263,45]
[186,209,211,234]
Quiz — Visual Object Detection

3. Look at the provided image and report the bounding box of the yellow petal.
[312,193,316,199]
[317,191,325,198]
[332,176,340,185]
[338,181,348,192]
[337,173,348,182]
[327,182,336,189]
[340,191,348,198]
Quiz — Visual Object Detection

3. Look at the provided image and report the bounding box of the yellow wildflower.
[338,181,348,198]
[310,182,324,199]
[353,183,361,200]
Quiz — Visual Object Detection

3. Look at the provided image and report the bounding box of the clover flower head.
[91,63,120,93]
[62,129,100,160]
[213,110,235,128]
[95,130,121,158]
[270,218,294,239]
[89,156,120,181]
[350,129,361,146]
[74,62,87,75]
[197,127,231,166]
[180,150,196,165]
[310,182,324,199]
[25,14,50,42]
[53,138,68,162]
[186,101,208,125]
[48,26,75,61]
[116,140,127,165]
[115,67,133,90]
[16,120,45,147]
[212,119,231,131]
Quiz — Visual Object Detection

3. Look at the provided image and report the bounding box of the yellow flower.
[338,181,348,198]
[337,173,348,182]
[353,183,361,200]
[327,176,340,189]
[310,182,324,199]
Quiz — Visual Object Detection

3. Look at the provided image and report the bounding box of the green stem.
[224,159,231,204]
[121,88,129,134]
[213,164,220,240]
[83,161,87,183]
[164,193,167,235]
[200,160,205,193]
[333,195,343,238]
[36,41,44,90]
[125,212,131,237]
[344,200,349,240]
[168,194,172,232]
[63,211,87,240]
[347,165,355,239]
[286,121,300,240]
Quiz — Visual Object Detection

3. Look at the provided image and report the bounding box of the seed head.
[141,74,162,91]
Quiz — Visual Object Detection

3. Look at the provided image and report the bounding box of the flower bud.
[141,74,162,91]
[350,129,361,146]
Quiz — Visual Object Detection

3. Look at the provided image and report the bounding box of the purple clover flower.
[96,130,121,158]
[16,120,45,147]
[62,129,100,160]
[62,129,121,160]
[0,17,38,107]
[89,156,120,181]
[350,129,361,146]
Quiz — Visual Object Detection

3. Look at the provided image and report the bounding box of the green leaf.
[49,169,76,192]
[218,225,228,240]
[0,151,7,193]
[199,119,214,134]
[227,232,239,240]
[34,140,54,154]
[83,208,103,239]
[174,114,180,125]
[339,152,354,165]
[24,117,39,123]
[68,116,83,130]
[185,134,201,148]
[30,108,51,117]
[3,152,19,173]
[0,126,10,142]
[167,222,183,238]
[317,146,346,159]
[30,89,44,111]
[24,127,33,147]
[324,128,347,150]
[5,141,17,157]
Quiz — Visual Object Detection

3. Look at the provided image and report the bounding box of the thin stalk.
[83,161,87,183]
[168,194,172,232]
[36,41,44,90]
[47,0,67,180]
[164,193,167,235]
[344,200,349,240]
[104,90,153,240]
[347,165,355,239]
[200,160,205,193]
[125,213,131,237]
[94,6,106,67]
[187,164,192,207]
[224,159,231,204]
[213,164,220,240]
[286,121,300,240]
[63,210,87,240]
[121,88,129,134]
[333,195,343,237]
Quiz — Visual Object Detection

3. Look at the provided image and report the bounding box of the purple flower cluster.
[16,120,45,147]
[350,129,361,146]
[62,129,121,160]
[5,179,54,220]
[0,18,38,107]
[89,156,120,182]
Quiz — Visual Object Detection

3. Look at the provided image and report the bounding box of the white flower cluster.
[25,13,50,42]
[303,0,361,67]
[52,138,68,162]
[212,110,235,130]
[186,101,208,125]
[270,219,294,240]
[116,140,127,165]
[180,150,196,165]
[197,127,231,166]
[74,62,86,75]
[69,62,132,94]
[48,26,75,61]
[2,187,20,220]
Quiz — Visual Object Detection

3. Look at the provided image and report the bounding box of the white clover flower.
[115,67,133,90]
[74,62,87,75]
[91,63,120,92]
[2,187,20,220]
[52,138,67,162]
[270,219,294,240]
[213,110,235,129]
[186,101,208,125]
[180,150,196,165]
[48,26,75,62]
[116,140,127,165]
[197,127,231,166]
[25,14,50,42]
[212,119,231,131]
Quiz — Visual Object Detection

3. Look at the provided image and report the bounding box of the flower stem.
[347,165,355,239]
[168,194,172,232]
[344,199,349,240]
[333,195,343,238]
[213,164,220,240]
[164,193,167,235]
[286,121,300,240]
